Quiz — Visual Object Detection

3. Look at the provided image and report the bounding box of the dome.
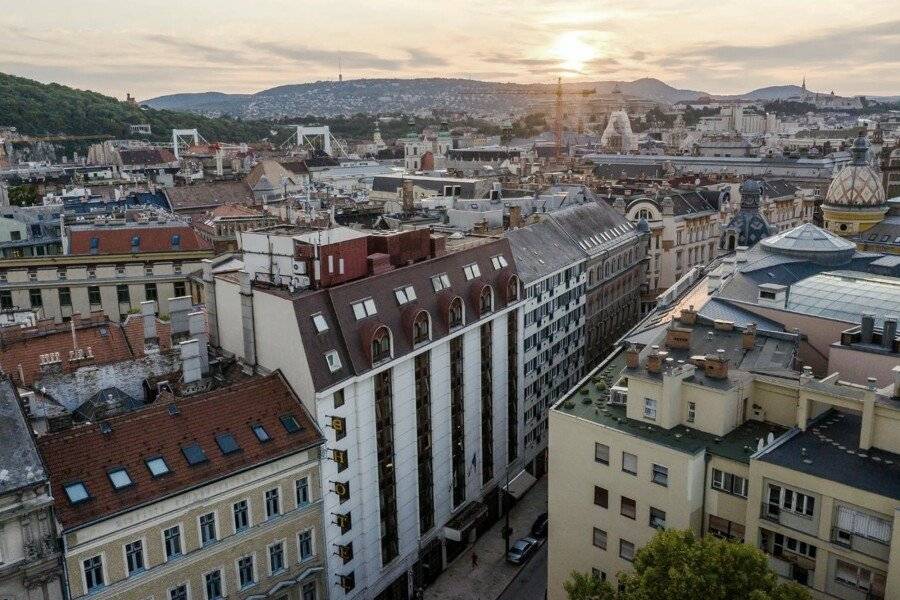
[824,134,886,207]
[719,179,772,250]
[760,222,856,265]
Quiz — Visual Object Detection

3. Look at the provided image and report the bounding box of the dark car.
[530,512,549,538]
[506,537,539,565]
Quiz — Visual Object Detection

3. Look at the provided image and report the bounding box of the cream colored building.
[547,305,900,600]
[38,373,328,600]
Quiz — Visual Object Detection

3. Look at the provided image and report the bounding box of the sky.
[2,0,899,100]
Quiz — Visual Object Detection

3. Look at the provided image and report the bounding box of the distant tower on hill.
[338,56,343,83]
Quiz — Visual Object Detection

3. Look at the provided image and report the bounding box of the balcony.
[831,527,891,562]
[767,555,814,588]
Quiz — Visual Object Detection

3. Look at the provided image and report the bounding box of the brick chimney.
[508,205,522,229]
[703,349,729,379]
[646,345,662,373]
[713,319,735,332]
[665,326,691,350]
[741,323,757,350]
[678,304,697,325]
[625,344,639,369]
[401,178,414,213]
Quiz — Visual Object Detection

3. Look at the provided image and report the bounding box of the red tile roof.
[38,372,322,531]
[68,225,211,255]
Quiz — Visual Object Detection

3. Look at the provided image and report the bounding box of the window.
[215,433,241,455]
[491,255,509,270]
[781,488,815,516]
[351,298,377,319]
[265,488,280,518]
[834,560,885,594]
[643,397,657,420]
[199,512,217,545]
[89,237,100,252]
[83,555,104,592]
[371,327,391,363]
[708,515,744,541]
[711,469,748,498]
[173,281,186,297]
[431,273,452,291]
[131,236,141,251]
[325,350,342,372]
[116,284,130,304]
[449,297,464,328]
[88,286,101,306]
[463,263,481,280]
[204,570,223,600]
[298,529,313,560]
[622,452,637,475]
[116,264,126,276]
[413,311,430,344]
[170,585,188,600]
[594,443,609,464]
[296,477,310,506]
[621,497,636,520]
[302,582,317,600]
[171,234,181,248]
[593,486,608,508]
[280,414,301,433]
[238,555,255,588]
[173,261,183,275]
[28,288,43,309]
[65,482,89,504]
[182,443,208,466]
[649,507,666,529]
[333,389,345,408]
[687,401,696,423]
[312,313,328,332]
[774,533,816,559]
[619,539,635,562]
[146,456,170,477]
[251,423,270,442]
[233,500,249,531]
[394,285,417,305]
[835,506,892,544]
[163,526,182,559]
[125,540,144,575]
[0,291,11,310]
[145,283,157,302]
[592,527,607,549]
[479,286,492,314]
[108,467,133,489]
[269,542,285,574]
[651,464,668,487]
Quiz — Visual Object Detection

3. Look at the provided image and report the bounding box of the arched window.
[371,327,392,364]
[413,311,430,345]
[637,208,652,220]
[449,297,464,329]
[507,275,519,302]
[479,286,493,314]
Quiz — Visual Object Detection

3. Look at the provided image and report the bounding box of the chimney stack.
[703,349,730,379]
[239,270,257,373]
[625,344,639,369]
[665,326,691,350]
[140,300,157,344]
[401,179,414,214]
[742,323,757,350]
[508,205,522,229]
[202,259,219,347]
[714,319,735,332]
[179,339,202,384]
[168,296,192,341]
[188,310,209,375]
[646,345,662,373]
[678,304,697,325]
[881,315,897,350]
[860,313,874,344]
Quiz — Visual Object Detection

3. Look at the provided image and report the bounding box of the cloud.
[629,51,646,61]
[479,51,561,68]
[142,34,252,64]
[403,47,449,67]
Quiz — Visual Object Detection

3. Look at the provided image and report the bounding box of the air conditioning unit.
[292,261,305,273]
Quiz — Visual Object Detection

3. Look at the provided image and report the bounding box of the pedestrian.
[471,551,479,569]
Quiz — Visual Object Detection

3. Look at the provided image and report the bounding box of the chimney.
[401,178,414,213]
[646,345,662,373]
[665,326,691,350]
[704,349,729,379]
[179,339,203,384]
[168,295,192,340]
[188,310,209,375]
[881,315,897,350]
[741,323,757,350]
[140,300,157,343]
[713,319,735,332]
[239,270,257,373]
[625,344,639,369]
[202,259,219,347]
[707,272,722,293]
[678,304,697,325]
[735,246,748,263]
[429,234,446,258]
[508,205,522,229]
[860,313,875,344]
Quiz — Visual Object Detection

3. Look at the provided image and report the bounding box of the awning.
[443,501,488,541]
[503,470,537,500]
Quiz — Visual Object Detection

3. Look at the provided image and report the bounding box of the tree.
[617,530,811,600]
[564,570,616,600]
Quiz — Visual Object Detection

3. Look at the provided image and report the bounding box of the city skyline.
[1,0,898,100]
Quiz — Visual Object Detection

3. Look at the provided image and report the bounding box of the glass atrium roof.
[786,270,900,326]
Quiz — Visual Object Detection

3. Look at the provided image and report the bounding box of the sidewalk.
[425,476,548,600]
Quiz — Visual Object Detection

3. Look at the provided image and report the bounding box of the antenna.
[338,55,343,83]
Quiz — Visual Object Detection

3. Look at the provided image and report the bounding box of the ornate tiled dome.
[824,134,886,207]
[719,179,773,250]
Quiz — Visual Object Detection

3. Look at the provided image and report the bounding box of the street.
[498,540,547,600]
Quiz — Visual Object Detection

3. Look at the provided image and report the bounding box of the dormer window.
[171,234,181,249]
[352,298,377,320]
[490,255,509,270]
[325,350,342,372]
[131,236,141,251]
[371,327,392,364]
[394,285,417,305]
[449,297,464,329]
[312,313,329,333]
[89,237,100,253]
[413,311,430,345]
[431,273,451,292]
[479,286,493,314]
[463,263,481,280]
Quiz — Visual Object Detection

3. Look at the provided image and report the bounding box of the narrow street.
[497,541,547,600]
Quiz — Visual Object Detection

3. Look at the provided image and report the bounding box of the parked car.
[506,537,539,565]
[530,512,549,538]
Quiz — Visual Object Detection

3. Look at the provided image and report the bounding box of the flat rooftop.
[759,410,900,500]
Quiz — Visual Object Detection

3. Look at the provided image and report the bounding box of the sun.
[549,32,597,73]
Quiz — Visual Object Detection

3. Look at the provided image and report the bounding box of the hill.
[0,72,273,142]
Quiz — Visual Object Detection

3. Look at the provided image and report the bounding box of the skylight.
[215,433,241,455]
[351,298,377,320]
[394,285,417,305]
[463,263,481,280]
[280,414,301,434]
[64,482,89,504]
[145,457,170,477]
[312,313,329,333]
[325,350,342,372]
[108,467,133,489]
[431,273,451,291]
[252,423,270,442]
[181,443,208,466]
[491,255,509,270]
